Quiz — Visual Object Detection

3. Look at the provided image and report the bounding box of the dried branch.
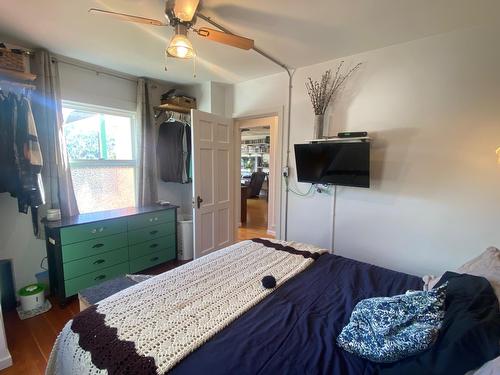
[305,61,362,115]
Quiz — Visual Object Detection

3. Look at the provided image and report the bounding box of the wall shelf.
[307,136,371,143]
[0,67,36,82]
[154,103,192,114]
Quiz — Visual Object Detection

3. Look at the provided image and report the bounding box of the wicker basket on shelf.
[0,47,26,72]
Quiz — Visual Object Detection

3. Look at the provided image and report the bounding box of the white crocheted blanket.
[46,239,327,375]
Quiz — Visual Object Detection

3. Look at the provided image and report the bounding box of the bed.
[46,238,500,375]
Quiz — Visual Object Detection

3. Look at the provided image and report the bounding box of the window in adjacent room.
[62,102,137,214]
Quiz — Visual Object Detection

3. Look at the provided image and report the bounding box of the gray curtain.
[30,49,79,229]
[137,78,158,206]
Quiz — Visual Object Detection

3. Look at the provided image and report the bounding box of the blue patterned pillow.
[337,283,447,363]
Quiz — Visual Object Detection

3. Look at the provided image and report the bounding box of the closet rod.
[0,79,36,90]
[51,57,138,84]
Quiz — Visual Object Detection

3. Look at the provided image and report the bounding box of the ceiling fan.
[89,0,254,59]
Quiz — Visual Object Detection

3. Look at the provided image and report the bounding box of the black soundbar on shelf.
[337,131,368,138]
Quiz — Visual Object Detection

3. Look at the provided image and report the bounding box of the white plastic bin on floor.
[177,215,193,260]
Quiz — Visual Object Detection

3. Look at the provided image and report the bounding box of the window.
[62,102,137,214]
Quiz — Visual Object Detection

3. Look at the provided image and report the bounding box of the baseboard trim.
[0,354,12,370]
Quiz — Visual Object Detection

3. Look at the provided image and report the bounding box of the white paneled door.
[192,109,234,259]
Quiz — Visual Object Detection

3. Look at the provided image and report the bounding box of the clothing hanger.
[155,109,191,125]
[0,79,36,91]
[0,80,35,99]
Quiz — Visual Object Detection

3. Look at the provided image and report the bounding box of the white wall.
[182,81,233,118]
[0,195,46,292]
[233,25,500,277]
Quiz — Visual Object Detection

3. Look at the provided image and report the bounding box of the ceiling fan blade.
[196,27,254,50]
[88,8,167,26]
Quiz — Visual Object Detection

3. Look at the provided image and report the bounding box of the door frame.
[233,106,284,240]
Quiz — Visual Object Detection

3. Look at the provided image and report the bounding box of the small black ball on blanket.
[262,275,277,289]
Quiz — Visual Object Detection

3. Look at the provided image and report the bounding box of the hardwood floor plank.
[2,309,46,375]
[25,314,58,362]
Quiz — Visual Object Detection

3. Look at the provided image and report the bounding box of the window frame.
[62,100,139,208]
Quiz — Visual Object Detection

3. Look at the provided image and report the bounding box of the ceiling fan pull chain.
[193,54,197,78]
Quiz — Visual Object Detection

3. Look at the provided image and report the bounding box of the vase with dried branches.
[305,61,362,139]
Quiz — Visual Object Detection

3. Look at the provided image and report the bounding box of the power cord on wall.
[331,185,337,253]
[283,173,335,197]
[40,256,48,271]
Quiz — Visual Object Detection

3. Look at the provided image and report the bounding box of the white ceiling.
[1,0,499,84]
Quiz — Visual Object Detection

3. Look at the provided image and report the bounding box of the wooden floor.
[237,197,274,241]
[0,260,188,375]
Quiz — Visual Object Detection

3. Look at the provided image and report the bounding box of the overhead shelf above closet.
[154,103,191,114]
[0,67,36,81]
[0,68,37,90]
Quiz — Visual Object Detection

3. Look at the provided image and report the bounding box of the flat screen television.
[294,142,370,188]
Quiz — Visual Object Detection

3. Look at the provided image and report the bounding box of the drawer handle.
[149,243,159,248]
[92,243,104,248]
[91,227,105,234]
[94,274,106,281]
[93,259,105,265]
[149,217,159,222]
[99,227,104,232]
[150,256,159,262]
[150,230,159,235]
[154,217,158,221]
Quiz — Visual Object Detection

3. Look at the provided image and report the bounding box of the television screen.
[294,142,370,188]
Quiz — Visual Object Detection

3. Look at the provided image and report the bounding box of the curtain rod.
[51,57,138,84]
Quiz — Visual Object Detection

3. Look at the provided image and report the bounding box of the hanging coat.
[157,121,186,183]
[0,91,45,235]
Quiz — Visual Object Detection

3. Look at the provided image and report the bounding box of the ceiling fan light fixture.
[166,33,195,59]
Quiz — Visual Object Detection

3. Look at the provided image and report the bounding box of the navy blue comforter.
[170,253,423,375]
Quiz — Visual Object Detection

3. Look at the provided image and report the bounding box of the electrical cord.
[40,256,48,271]
[284,175,336,197]
[285,176,314,196]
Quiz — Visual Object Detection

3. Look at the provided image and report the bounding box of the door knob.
[197,195,203,209]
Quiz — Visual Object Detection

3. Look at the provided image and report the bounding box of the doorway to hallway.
[235,115,280,241]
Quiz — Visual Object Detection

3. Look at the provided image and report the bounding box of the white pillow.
[422,247,500,301]
[465,355,500,375]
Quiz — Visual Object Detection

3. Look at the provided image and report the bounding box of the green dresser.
[45,205,177,306]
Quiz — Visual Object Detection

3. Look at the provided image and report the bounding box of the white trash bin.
[177,215,193,260]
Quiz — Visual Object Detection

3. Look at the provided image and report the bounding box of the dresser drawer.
[127,210,175,231]
[128,222,175,246]
[62,233,128,263]
[63,247,129,280]
[64,262,129,297]
[129,248,176,274]
[60,218,127,245]
[128,235,176,260]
